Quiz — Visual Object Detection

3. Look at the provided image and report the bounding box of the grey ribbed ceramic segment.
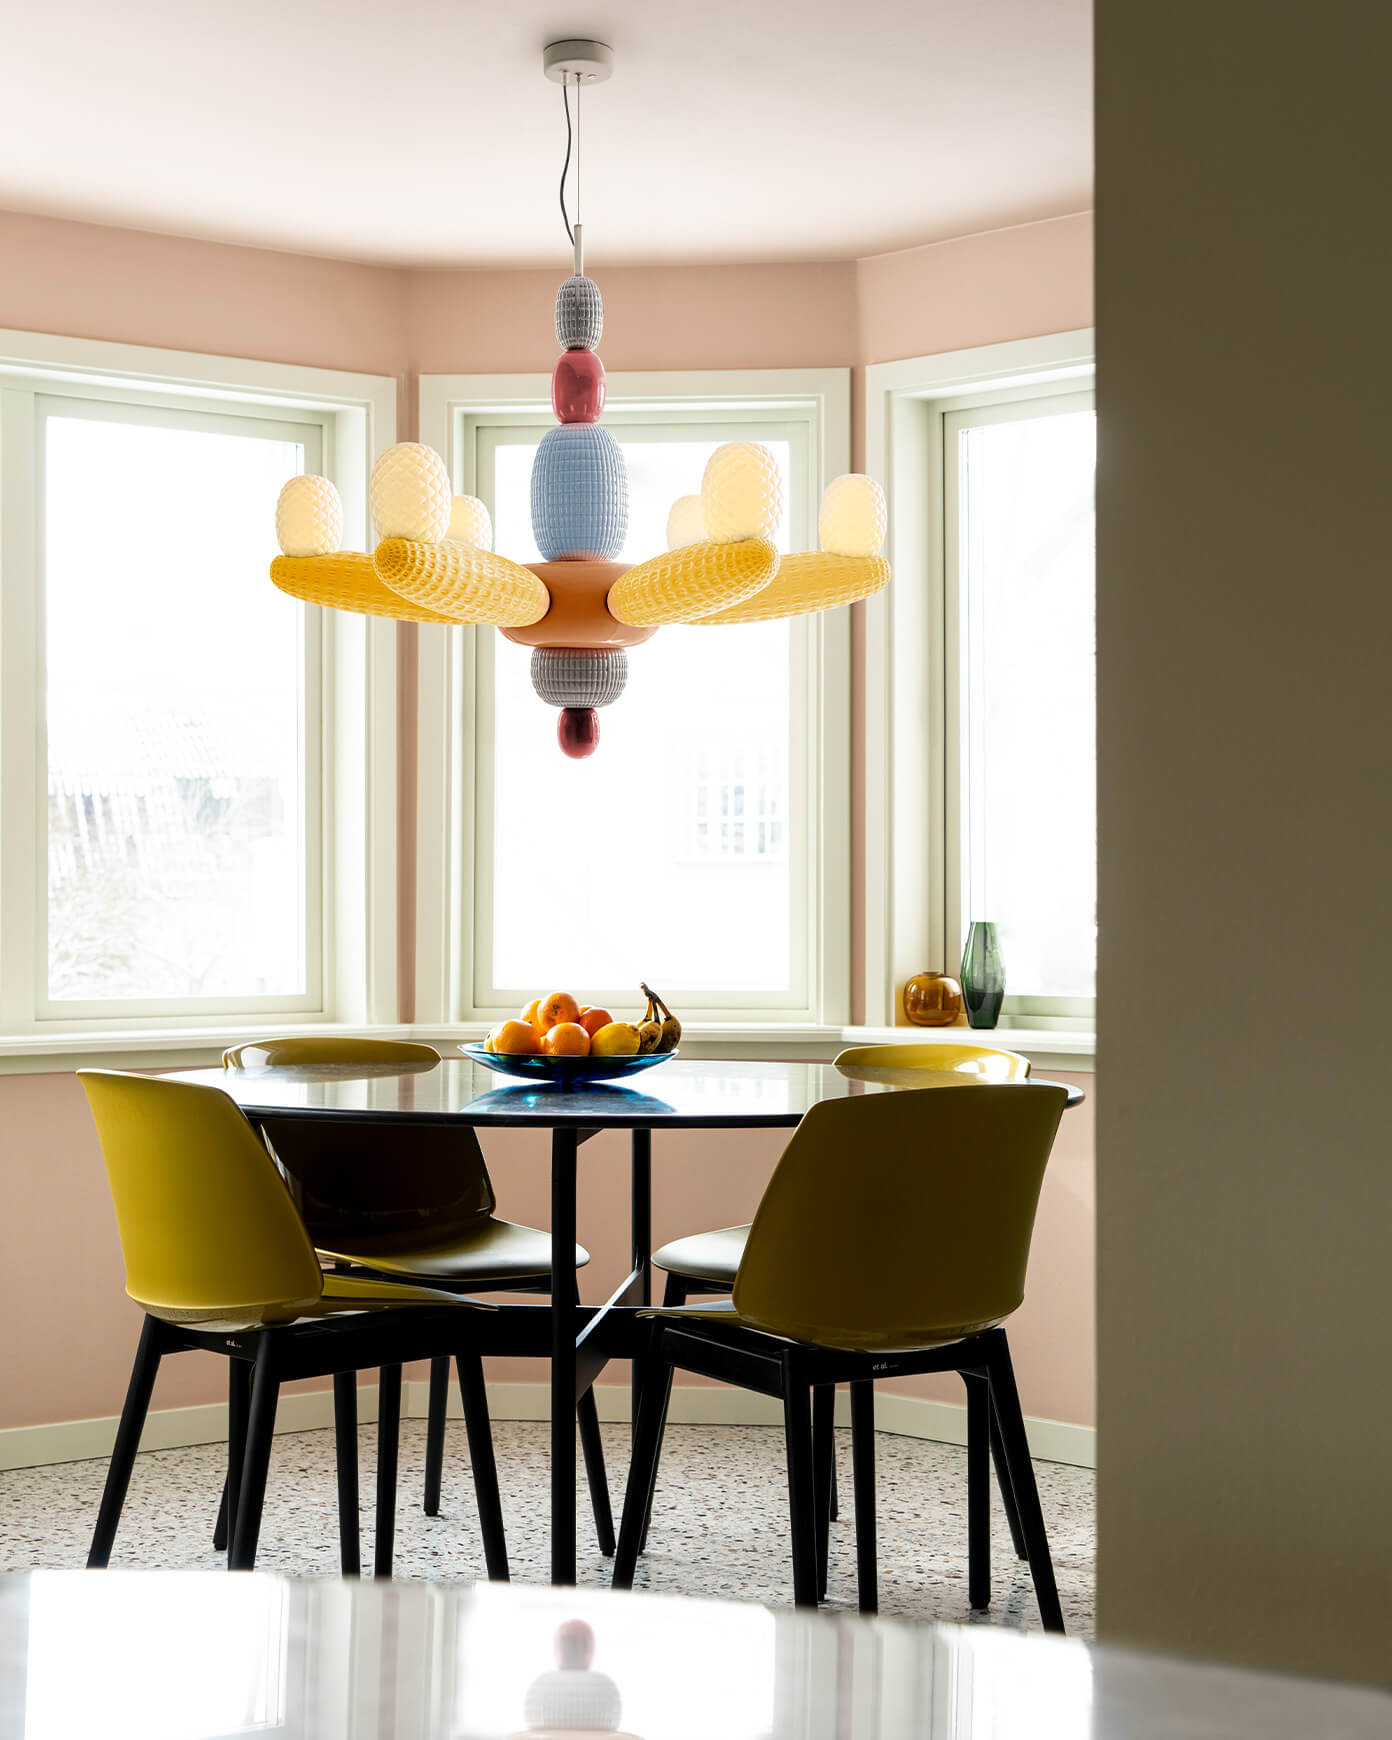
[555,275,604,349]
[530,422,629,560]
[523,1668,622,1732]
[530,646,628,709]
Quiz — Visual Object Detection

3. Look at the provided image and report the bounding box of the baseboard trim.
[1,1381,1094,1473]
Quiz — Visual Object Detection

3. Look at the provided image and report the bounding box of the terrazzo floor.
[0,1420,1095,1636]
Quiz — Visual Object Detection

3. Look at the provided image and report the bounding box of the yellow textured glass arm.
[692,551,891,625]
[270,552,460,624]
[606,537,779,627]
[374,537,550,627]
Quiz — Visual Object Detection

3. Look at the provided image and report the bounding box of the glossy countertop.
[162,1057,1083,1129]
[1,1574,1386,1740]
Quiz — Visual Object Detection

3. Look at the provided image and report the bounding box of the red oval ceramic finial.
[552,349,605,424]
[555,1620,595,1670]
[558,707,600,758]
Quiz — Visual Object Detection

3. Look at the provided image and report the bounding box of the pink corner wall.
[0,207,1094,1438]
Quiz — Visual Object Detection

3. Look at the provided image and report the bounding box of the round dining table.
[167,1055,1083,1587]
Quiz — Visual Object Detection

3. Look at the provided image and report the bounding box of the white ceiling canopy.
[0,0,1092,267]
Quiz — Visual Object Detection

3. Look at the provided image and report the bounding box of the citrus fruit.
[492,1019,541,1055]
[578,1005,613,1037]
[590,1021,641,1056]
[542,1021,590,1056]
[538,990,581,1029]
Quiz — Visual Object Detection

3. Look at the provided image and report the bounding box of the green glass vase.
[961,921,1005,1029]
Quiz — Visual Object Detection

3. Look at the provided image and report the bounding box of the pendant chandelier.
[270,39,890,758]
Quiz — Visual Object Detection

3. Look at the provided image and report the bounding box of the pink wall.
[0,207,1094,1439]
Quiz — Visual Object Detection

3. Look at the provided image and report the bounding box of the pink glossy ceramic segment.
[551,349,605,424]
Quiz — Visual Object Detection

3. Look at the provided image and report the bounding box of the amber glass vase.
[903,970,964,1027]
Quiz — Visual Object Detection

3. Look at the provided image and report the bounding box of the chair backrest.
[224,1036,494,1244]
[732,1083,1067,1352]
[222,1037,442,1068]
[80,1070,324,1324]
[833,1042,1030,1080]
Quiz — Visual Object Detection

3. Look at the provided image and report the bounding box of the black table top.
[164,1056,1083,1130]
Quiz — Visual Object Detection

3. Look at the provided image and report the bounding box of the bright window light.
[953,401,1096,1001]
[43,409,313,1004]
[23,1573,287,1740]
[485,435,795,999]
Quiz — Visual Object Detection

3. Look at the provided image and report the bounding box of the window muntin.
[944,390,1096,1011]
[37,397,322,1014]
[473,421,807,1009]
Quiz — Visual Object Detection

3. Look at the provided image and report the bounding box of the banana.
[640,982,682,1052]
[635,989,664,1053]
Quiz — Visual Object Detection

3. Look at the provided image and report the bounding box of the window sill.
[0,1019,1094,1078]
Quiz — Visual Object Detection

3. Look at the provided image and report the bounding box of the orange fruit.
[492,1019,541,1055]
[538,990,581,1029]
[542,1021,590,1056]
[520,997,544,1030]
[578,1005,613,1037]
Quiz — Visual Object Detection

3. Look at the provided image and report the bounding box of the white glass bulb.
[370,442,451,543]
[447,494,493,549]
[275,474,343,557]
[701,442,783,544]
[666,494,706,549]
[819,473,887,557]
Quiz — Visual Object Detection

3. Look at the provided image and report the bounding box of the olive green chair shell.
[653,1041,1031,1294]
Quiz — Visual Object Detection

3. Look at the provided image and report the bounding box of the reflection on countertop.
[2,1573,1388,1740]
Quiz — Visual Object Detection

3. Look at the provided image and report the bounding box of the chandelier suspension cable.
[560,73,586,273]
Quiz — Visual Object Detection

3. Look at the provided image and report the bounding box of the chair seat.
[653,1224,750,1289]
[316,1216,589,1285]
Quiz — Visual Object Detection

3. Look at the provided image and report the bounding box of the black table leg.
[631,1129,652,1431]
[551,1127,579,1585]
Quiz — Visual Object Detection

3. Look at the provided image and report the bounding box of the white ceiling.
[0,0,1092,268]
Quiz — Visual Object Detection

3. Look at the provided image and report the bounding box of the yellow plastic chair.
[653,1042,1030,1300]
[222,1036,613,1555]
[80,1069,520,1578]
[614,1082,1069,1628]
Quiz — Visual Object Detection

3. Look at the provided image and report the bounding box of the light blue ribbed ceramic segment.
[555,275,604,349]
[530,423,629,560]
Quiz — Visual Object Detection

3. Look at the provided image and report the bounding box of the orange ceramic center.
[503,559,657,649]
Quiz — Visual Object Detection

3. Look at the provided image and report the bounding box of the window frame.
[413,368,852,1030]
[0,328,400,1046]
[863,332,1096,1032]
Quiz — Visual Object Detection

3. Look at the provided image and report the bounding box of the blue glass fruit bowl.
[459,1044,679,1087]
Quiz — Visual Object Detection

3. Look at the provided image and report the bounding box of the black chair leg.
[964,1371,991,1610]
[333,1370,361,1575]
[422,1355,450,1517]
[829,1436,839,1522]
[984,1331,1065,1634]
[577,1388,616,1556]
[781,1354,819,1608]
[228,1341,280,1572]
[456,1352,510,1580]
[88,1315,163,1568]
[374,1364,402,1579]
[212,1360,252,1553]
[613,1358,674,1588]
[849,1378,878,1613]
[989,1393,1028,1560]
[813,1385,835,1599]
[212,1482,230,1553]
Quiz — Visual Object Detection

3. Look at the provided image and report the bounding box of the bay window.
[865,332,1097,1037]
[414,371,851,1029]
[0,331,398,1048]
